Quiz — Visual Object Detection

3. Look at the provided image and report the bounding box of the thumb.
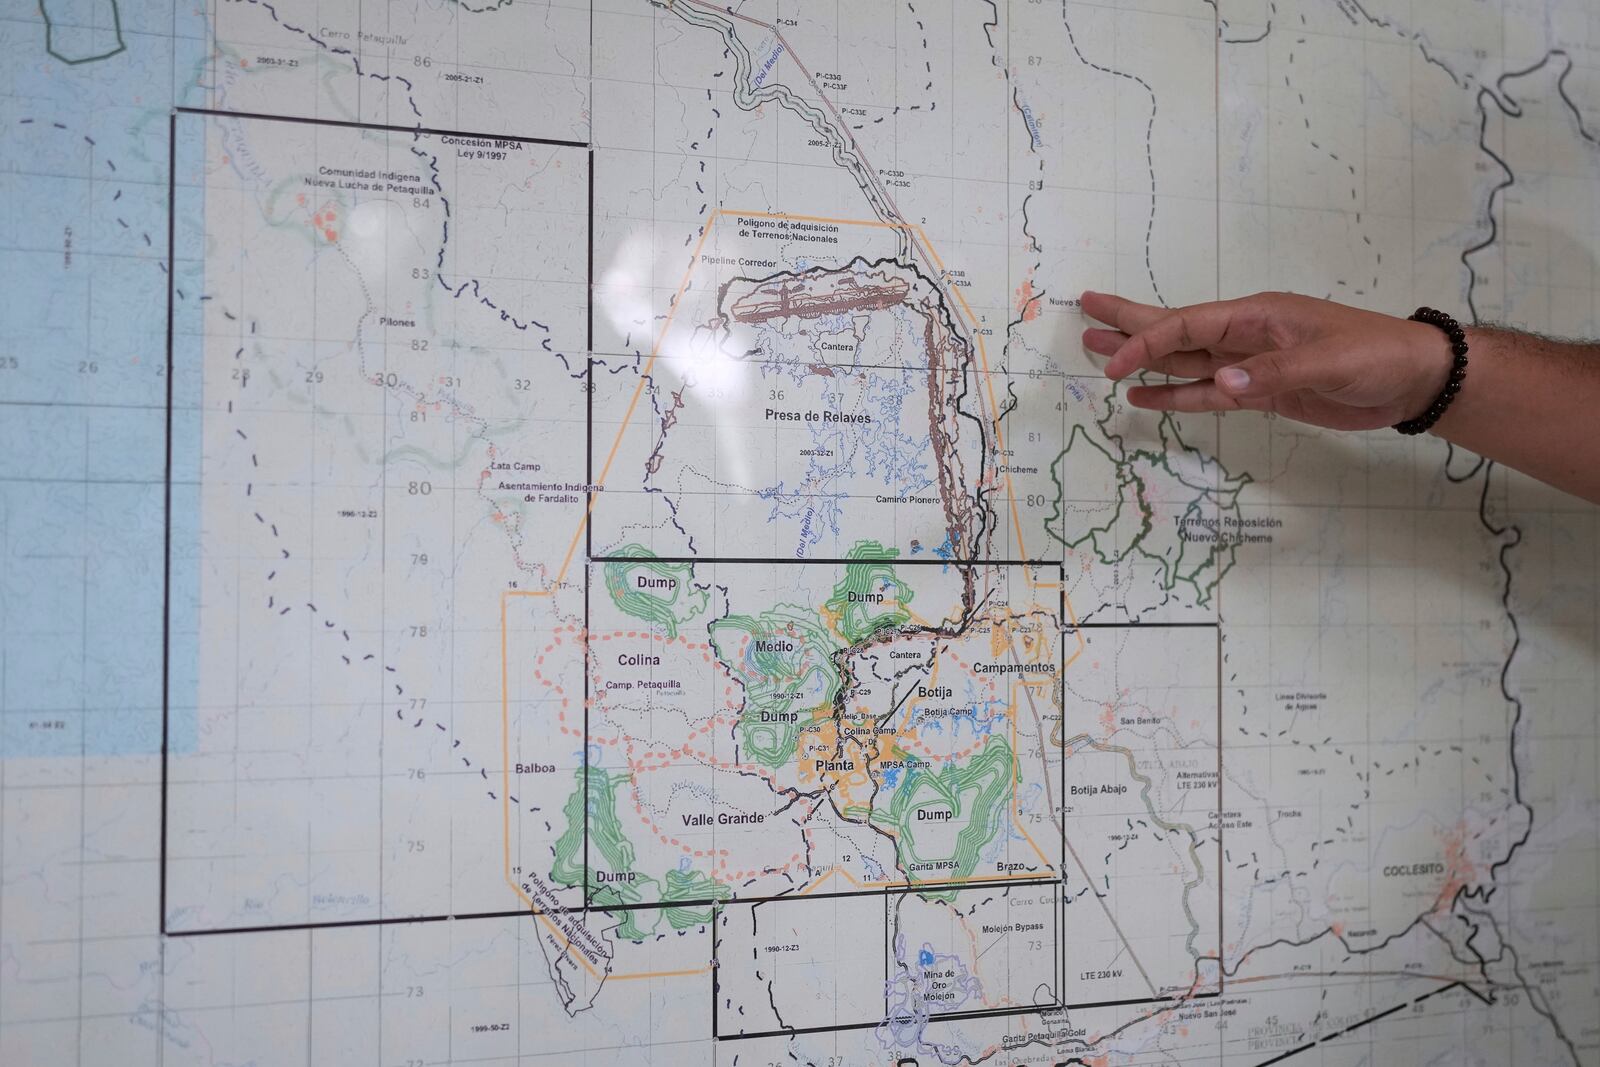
[1212,343,1346,401]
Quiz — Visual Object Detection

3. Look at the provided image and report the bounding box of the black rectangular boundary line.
[160,108,177,937]
[717,881,1076,1042]
[729,876,1060,906]
[582,538,592,910]
[1056,573,1067,1001]
[882,889,891,1020]
[588,555,1056,568]
[1216,612,1224,996]
[868,878,1067,1021]
[577,557,1066,909]
[713,991,1222,1049]
[571,555,1054,918]
[172,105,590,150]
[710,902,721,1040]
[586,150,595,354]
[586,355,595,563]
[1053,567,1067,886]
[717,993,1220,1043]
[166,908,544,938]
[583,376,595,909]
[1058,612,1225,1001]
[716,985,1222,1043]
[160,106,592,939]
[1054,876,1062,1007]
[922,880,1062,1021]
[710,899,723,1033]
[1066,621,1220,629]
[165,876,1063,936]
[868,885,1061,1022]
[592,877,1062,915]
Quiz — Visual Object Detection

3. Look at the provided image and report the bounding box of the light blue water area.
[0,2,209,756]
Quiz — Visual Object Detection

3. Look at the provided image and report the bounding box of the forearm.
[1083,289,1600,504]
[1430,326,1600,503]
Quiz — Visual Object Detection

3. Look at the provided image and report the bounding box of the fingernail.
[1216,367,1249,392]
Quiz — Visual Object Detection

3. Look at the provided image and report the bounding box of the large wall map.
[2,0,1599,1063]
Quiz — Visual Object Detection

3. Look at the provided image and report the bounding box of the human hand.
[1080,290,1457,431]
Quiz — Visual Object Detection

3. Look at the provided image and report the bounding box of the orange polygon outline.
[496,209,1085,980]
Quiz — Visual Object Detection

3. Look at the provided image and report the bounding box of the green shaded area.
[1045,394,1251,607]
[550,769,727,941]
[710,604,841,768]
[823,541,913,643]
[603,545,708,639]
[39,0,125,65]
[872,735,1015,901]
[550,767,652,917]
[708,539,908,767]
[660,868,726,930]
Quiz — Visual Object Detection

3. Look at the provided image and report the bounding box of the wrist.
[1430,326,1491,434]
[1397,317,1457,424]
[1390,308,1471,435]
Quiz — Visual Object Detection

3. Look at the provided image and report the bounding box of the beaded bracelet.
[1393,307,1469,436]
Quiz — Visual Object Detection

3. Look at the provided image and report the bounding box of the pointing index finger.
[1080,290,1167,334]
[1105,300,1244,380]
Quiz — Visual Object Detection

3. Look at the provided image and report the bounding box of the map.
[3,0,1600,1063]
